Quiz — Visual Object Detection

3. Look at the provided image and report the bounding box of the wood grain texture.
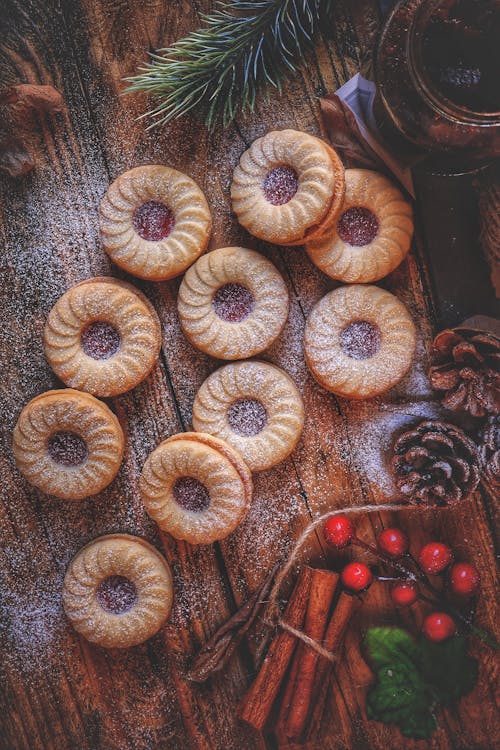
[0,1,498,749]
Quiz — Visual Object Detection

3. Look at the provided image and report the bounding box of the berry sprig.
[323,517,495,646]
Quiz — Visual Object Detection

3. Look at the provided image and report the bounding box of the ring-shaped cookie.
[44,277,161,397]
[177,246,289,360]
[306,169,414,283]
[13,389,124,499]
[192,361,304,471]
[304,285,416,399]
[100,165,211,281]
[140,433,253,545]
[63,534,173,648]
[231,130,345,246]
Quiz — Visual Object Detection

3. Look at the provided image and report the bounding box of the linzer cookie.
[140,432,252,545]
[177,246,289,360]
[306,169,414,283]
[63,534,173,648]
[304,285,416,399]
[44,277,161,397]
[231,130,345,246]
[99,165,211,280]
[13,389,124,499]
[192,361,304,471]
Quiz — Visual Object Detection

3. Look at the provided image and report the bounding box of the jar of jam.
[375,0,500,158]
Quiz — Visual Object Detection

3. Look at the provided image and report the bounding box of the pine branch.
[125,0,334,130]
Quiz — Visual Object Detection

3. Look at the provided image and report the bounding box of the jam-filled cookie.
[231,130,345,246]
[63,534,173,648]
[304,285,416,399]
[306,169,414,283]
[177,246,289,360]
[192,361,304,471]
[140,432,252,545]
[13,389,124,499]
[44,277,161,397]
[100,165,211,280]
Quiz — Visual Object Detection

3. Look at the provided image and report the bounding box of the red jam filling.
[133,201,175,241]
[81,321,121,360]
[48,432,88,466]
[340,320,381,360]
[337,207,379,246]
[212,283,255,322]
[227,398,268,437]
[97,576,138,614]
[263,166,299,205]
[173,477,211,512]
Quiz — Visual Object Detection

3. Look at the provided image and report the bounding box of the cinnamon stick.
[302,593,362,743]
[187,562,278,682]
[276,633,303,728]
[282,569,339,738]
[238,565,314,731]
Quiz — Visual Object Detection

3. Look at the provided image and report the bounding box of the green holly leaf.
[419,635,478,706]
[365,626,419,669]
[364,627,478,740]
[365,628,437,739]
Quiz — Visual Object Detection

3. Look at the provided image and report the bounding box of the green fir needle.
[125,0,334,130]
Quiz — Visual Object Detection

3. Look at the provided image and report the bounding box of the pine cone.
[479,416,500,495]
[392,420,480,506]
[429,324,500,418]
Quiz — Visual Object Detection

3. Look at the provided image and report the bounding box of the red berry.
[324,516,355,549]
[418,542,453,575]
[422,612,456,642]
[378,528,409,558]
[450,562,480,596]
[390,582,418,607]
[341,562,373,592]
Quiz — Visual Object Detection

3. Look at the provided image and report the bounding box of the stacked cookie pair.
[231,129,413,284]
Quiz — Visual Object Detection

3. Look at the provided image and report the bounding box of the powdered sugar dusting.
[133,200,175,241]
[340,320,381,359]
[345,399,443,498]
[81,320,121,359]
[47,431,88,466]
[97,575,138,613]
[212,282,255,322]
[337,206,379,246]
[0,540,67,681]
[263,165,299,205]
[227,398,268,436]
[0,135,116,681]
[173,476,211,512]
[227,468,304,578]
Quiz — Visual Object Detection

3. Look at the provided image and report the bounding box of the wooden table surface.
[0,1,498,749]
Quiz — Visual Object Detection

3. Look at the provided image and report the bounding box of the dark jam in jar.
[375,0,500,157]
[422,1,500,113]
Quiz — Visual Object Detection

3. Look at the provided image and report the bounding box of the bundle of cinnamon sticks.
[238,565,361,743]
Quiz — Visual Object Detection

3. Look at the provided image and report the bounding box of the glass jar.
[374,0,500,158]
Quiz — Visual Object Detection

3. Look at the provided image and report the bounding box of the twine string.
[277,621,337,662]
[265,502,414,661]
